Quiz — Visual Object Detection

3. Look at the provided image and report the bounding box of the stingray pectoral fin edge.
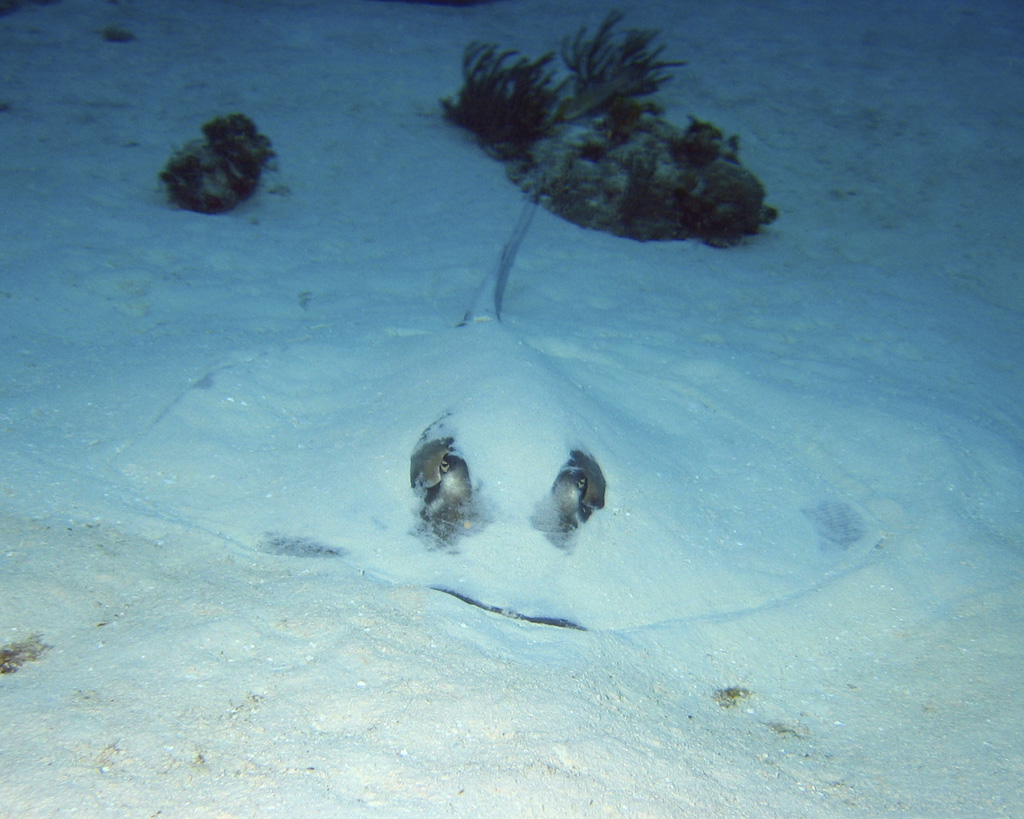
[431,587,587,631]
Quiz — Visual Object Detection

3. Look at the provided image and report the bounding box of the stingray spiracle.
[534,449,607,547]
[410,434,475,545]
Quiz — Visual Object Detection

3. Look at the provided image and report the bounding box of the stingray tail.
[460,197,538,326]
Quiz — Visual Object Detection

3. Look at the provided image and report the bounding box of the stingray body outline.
[105,201,885,631]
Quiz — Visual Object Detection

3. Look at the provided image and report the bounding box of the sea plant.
[556,10,685,122]
[441,43,564,158]
[442,12,774,246]
[160,113,275,214]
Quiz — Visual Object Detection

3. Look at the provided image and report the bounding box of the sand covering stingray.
[107,206,883,631]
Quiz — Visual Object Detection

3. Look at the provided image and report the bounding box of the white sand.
[1,0,1022,815]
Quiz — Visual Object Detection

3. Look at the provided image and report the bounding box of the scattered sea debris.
[100,25,135,43]
[0,0,60,18]
[1,634,50,674]
[260,534,347,558]
[713,686,753,708]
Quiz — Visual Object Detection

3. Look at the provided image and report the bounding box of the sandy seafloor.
[2,0,1023,815]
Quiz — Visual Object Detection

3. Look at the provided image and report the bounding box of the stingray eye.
[577,475,588,493]
[439,454,451,474]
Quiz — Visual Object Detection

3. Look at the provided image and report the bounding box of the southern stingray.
[107,203,882,631]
